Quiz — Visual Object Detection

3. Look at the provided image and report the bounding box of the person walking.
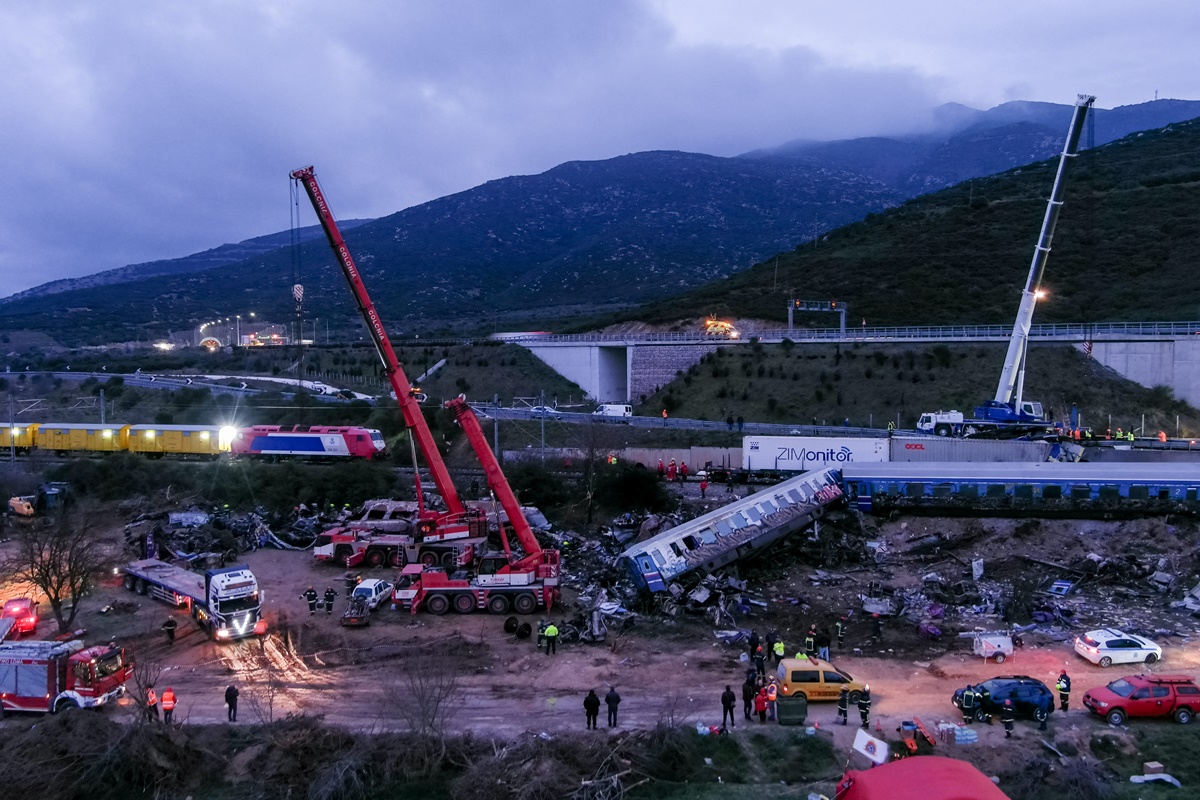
[145,686,159,722]
[765,678,778,721]
[667,459,677,482]
[753,646,767,681]
[662,408,668,427]
[772,638,786,666]
[544,621,559,655]
[871,614,883,642]
[721,685,737,729]
[858,685,872,729]
[303,586,319,615]
[742,677,756,720]
[816,628,831,661]
[747,629,760,656]
[161,687,177,724]
[754,687,768,723]
[584,689,601,730]
[1056,670,1071,711]
[726,415,735,431]
[835,617,847,649]
[961,685,976,725]
[700,478,708,498]
[1036,692,1051,732]
[657,459,665,480]
[725,472,734,494]
[161,616,177,645]
[680,462,689,482]
[737,415,744,432]
[837,686,849,725]
[1001,699,1015,738]
[605,687,621,728]
[225,684,239,722]
[324,587,339,615]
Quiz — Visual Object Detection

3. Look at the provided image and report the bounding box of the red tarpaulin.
[836,756,1009,800]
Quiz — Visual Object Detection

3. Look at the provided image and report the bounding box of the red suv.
[1,597,39,636]
[1083,674,1200,725]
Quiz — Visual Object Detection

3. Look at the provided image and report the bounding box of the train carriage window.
[1042,485,1062,500]
[986,484,1006,498]
[87,429,95,435]
[957,484,979,499]
[1099,485,1121,500]
[1129,485,1149,500]
[1188,489,1198,502]
[1072,485,1091,500]
[933,483,952,498]
[1013,485,1034,500]
[1159,488,1169,500]
[682,535,699,551]
[903,483,923,497]
[669,542,683,558]
[183,431,191,437]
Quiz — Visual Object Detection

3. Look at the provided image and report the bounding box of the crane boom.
[289,166,465,517]
[993,94,1095,410]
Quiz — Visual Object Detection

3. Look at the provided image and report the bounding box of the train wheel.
[425,594,450,615]
[419,550,438,567]
[389,549,406,568]
[453,594,476,614]
[487,595,510,615]
[513,593,537,615]
[366,549,385,568]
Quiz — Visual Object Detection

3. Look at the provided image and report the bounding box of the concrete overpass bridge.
[511,321,1200,407]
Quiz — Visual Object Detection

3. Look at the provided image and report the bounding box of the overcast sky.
[1,0,1195,297]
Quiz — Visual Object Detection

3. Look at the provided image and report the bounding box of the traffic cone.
[876,719,882,732]
[814,721,820,730]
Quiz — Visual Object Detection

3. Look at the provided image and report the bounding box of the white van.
[593,404,633,418]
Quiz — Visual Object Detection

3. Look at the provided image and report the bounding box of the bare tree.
[127,630,165,724]
[244,636,285,724]
[0,509,114,633]
[389,654,460,775]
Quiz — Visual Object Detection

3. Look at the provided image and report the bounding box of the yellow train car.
[0,424,39,453]
[33,423,128,454]
[123,424,232,458]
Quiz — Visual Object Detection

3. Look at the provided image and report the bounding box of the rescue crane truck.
[122,559,267,640]
[918,94,1095,439]
[313,526,477,570]
[290,166,560,616]
[0,639,133,714]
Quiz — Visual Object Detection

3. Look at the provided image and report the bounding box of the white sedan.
[351,578,394,611]
[1074,628,1162,668]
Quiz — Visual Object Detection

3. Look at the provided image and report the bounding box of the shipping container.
[742,436,888,471]
[889,436,1051,462]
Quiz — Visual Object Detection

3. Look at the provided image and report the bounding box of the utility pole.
[8,391,14,464]
[540,389,546,463]
[99,389,105,424]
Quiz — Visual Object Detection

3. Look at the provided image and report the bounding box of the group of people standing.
[656,458,689,482]
[582,687,622,729]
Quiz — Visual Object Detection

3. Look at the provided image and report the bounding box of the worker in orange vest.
[145,686,159,721]
[765,678,779,721]
[161,687,177,724]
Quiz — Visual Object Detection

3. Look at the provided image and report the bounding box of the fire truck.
[291,166,560,616]
[0,639,133,714]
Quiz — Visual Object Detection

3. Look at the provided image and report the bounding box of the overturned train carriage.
[842,462,1200,517]
[620,467,843,592]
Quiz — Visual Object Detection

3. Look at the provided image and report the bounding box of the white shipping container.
[742,436,889,471]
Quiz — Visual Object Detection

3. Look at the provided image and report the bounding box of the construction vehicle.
[0,639,133,714]
[8,481,70,518]
[918,94,1095,439]
[313,527,477,569]
[704,315,739,338]
[121,558,267,640]
[291,166,560,616]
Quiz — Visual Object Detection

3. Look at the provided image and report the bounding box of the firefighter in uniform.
[1001,698,1016,738]
[837,686,849,725]
[1057,670,1071,711]
[961,684,976,724]
[162,687,177,724]
[324,587,339,615]
[303,586,319,615]
[803,626,816,659]
[161,616,177,645]
[858,684,872,729]
[835,617,847,649]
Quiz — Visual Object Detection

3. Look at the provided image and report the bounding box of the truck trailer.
[122,558,266,640]
[0,639,133,714]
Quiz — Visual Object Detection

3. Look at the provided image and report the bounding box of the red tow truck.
[291,166,560,616]
[0,639,133,714]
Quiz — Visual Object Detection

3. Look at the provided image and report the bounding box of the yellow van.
[775,656,865,703]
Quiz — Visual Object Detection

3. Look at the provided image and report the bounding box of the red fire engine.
[0,639,133,714]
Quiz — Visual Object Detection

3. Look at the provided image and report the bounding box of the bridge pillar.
[1086,338,1200,407]
[525,344,630,402]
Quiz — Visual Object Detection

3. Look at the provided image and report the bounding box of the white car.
[528,406,562,419]
[351,578,394,611]
[1074,628,1162,668]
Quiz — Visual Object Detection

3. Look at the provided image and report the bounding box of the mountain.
[0,153,901,344]
[0,221,369,305]
[595,115,1200,330]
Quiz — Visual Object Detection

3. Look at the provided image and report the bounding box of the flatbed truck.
[122,558,266,640]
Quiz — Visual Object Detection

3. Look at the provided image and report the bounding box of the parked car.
[351,578,394,611]
[1074,628,1162,667]
[1,597,39,636]
[952,676,1054,722]
[1083,674,1200,725]
[775,656,865,703]
[528,406,562,419]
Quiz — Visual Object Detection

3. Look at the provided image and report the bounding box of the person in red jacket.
[754,687,768,723]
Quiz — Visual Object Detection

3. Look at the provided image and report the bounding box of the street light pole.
[236,315,241,347]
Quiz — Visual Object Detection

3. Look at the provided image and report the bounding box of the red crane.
[290,166,559,614]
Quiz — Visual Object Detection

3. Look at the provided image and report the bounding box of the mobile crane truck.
[290,166,560,616]
[918,94,1095,439]
[122,558,267,640]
